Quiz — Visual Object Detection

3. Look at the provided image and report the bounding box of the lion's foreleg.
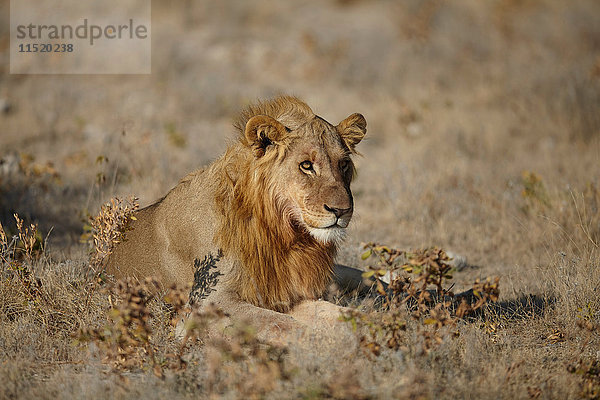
[332,263,388,297]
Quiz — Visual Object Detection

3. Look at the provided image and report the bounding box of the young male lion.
[107,96,369,338]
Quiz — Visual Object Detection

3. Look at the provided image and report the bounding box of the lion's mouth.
[305,225,347,244]
[321,220,348,229]
[335,218,350,228]
[302,217,350,244]
[307,216,350,230]
[287,205,351,244]
[299,212,351,230]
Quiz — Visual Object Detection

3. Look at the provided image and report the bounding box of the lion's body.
[107,96,367,331]
[108,168,219,288]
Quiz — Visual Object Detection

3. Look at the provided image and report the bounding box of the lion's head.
[238,97,366,244]
[216,96,366,311]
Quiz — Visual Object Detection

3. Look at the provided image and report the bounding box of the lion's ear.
[337,113,366,153]
[244,115,288,157]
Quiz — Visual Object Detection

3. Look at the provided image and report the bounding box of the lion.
[107,96,369,338]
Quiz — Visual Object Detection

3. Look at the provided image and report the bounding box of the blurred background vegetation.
[0,1,599,398]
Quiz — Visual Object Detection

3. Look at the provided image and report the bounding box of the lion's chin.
[306,225,347,245]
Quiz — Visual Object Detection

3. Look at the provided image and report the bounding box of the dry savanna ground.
[1,0,600,398]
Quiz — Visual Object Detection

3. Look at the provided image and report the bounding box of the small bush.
[85,196,139,273]
[343,244,500,355]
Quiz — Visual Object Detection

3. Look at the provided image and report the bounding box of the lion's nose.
[324,204,352,219]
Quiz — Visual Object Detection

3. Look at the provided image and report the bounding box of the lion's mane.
[215,97,336,312]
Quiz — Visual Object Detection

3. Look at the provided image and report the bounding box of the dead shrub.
[201,319,289,398]
[76,277,163,375]
[0,214,45,318]
[76,276,290,398]
[567,321,600,399]
[84,196,139,273]
[343,244,500,355]
[82,196,139,307]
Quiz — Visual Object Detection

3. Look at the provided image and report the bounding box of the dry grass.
[1,0,600,398]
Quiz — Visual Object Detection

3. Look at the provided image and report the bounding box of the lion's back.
[107,166,221,288]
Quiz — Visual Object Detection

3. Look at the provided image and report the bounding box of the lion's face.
[244,112,366,244]
[282,117,357,243]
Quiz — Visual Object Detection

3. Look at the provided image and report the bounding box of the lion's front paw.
[289,299,348,327]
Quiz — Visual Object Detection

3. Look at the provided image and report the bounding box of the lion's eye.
[300,160,313,172]
[340,160,350,172]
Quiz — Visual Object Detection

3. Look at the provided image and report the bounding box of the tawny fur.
[214,146,336,311]
[107,96,366,314]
